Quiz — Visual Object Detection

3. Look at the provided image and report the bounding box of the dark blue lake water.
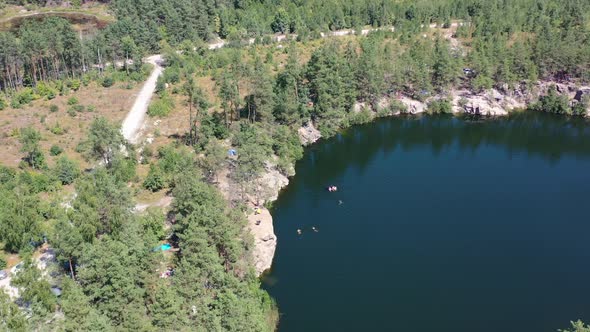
[264,113,590,332]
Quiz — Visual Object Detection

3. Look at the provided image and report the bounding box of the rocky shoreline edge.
[249,81,589,276]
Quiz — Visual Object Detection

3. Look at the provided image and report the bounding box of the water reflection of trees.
[300,112,590,186]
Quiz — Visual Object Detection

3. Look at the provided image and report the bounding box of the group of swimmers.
[296,185,341,234]
[297,226,319,235]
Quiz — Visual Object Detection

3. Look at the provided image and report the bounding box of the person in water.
[297,229,302,235]
[312,226,318,232]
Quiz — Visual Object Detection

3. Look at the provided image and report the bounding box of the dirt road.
[121,54,164,144]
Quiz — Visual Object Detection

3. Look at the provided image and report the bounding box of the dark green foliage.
[19,127,46,170]
[60,279,112,332]
[49,144,63,156]
[0,292,28,331]
[11,257,57,313]
[49,104,59,113]
[108,153,137,183]
[53,156,80,185]
[153,144,196,188]
[72,168,133,240]
[170,175,275,331]
[86,117,125,166]
[272,125,303,165]
[427,99,453,114]
[0,184,44,252]
[138,208,166,242]
[306,42,357,137]
[143,164,165,192]
[532,86,572,115]
[101,76,114,88]
[67,97,79,105]
[0,257,6,269]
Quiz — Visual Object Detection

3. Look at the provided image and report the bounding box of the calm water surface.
[263,113,590,332]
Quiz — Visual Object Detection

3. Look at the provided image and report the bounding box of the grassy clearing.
[0,81,141,168]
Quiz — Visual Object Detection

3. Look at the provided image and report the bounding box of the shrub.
[11,88,36,108]
[49,104,59,113]
[349,108,373,125]
[143,165,165,192]
[101,76,114,88]
[532,86,571,114]
[140,145,153,164]
[54,156,80,185]
[0,96,6,110]
[81,74,92,87]
[427,99,453,114]
[87,105,96,112]
[67,79,81,91]
[72,104,85,112]
[147,92,175,117]
[35,82,57,100]
[67,108,77,117]
[49,145,63,156]
[67,97,79,105]
[49,123,66,135]
[0,257,6,270]
[18,170,58,193]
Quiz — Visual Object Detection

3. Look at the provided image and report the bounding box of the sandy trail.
[121,54,164,144]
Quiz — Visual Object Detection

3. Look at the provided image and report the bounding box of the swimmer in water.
[297,229,302,235]
[312,226,318,232]
[339,200,343,205]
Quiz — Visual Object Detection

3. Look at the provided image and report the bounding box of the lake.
[263,112,590,332]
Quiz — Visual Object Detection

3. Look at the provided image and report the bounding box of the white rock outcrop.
[298,122,322,145]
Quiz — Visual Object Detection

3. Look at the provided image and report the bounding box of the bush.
[140,145,153,164]
[50,123,64,135]
[147,92,175,117]
[67,79,81,91]
[349,108,373,125]
[272,125,303,164]
[101,76,114,88]
[532,86,571,114]
[18,171,58,193]
[143,165,165,192]
[54,156,80,185]
[0,96,6,110]
[72,104,85,112]
[35,82,57,100]
[67,97,79,105]
[11,88,36,108]
[49,104,59,113]
[427,99,453,114]
[0,257,6,270]
[49,145,63,156]
[87,105,96,112]
[67,108,77,117]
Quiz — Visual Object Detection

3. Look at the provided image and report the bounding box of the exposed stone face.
[450,89,521,116]
[398,96,427,114]
[248,162,289,275]
[247,208,277,275]
[298,122,322,145]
